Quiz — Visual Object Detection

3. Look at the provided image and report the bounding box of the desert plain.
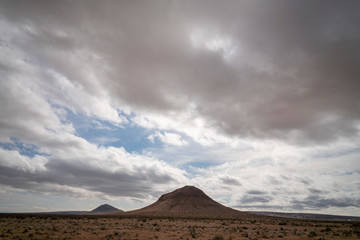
[1,214,359,240]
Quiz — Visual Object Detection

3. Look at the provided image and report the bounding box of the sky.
[0,0,359,216]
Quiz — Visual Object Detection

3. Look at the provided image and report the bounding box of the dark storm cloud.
[0,155,177,199]
[1,0,360,144]
[45,158,175,196]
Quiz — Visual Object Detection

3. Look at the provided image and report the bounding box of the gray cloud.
[46,159,175,197]
[1,0,360,144]
[220,176,242,186]
[0,149,180,199]
[233,204,286,211]
[239,195,273,204]
[308,188,327,194]
[234,193,360,212]
[247,190,266,195]
[291,195,360,210]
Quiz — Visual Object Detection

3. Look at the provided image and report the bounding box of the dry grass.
[0,214,359,239]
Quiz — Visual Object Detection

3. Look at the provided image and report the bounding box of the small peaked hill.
[90,204,123,214]
[123,186,251,219]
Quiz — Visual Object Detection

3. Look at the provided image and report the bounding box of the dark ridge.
[90,204,123,214]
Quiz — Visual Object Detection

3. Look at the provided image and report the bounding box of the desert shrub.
[244,231,251,238]
[342,230,352,237]
[308,231,317,237]
[212,236,224,240]
[189,226,196,238]
[352,223,360,236]
[352,222,360,229]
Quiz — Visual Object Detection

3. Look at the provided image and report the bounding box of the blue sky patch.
[0,137,50,158]
[64,109,162,153]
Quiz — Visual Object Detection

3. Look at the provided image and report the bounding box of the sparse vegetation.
[189,226,196,238]
[212,236,224,240]
[0,213,358,239]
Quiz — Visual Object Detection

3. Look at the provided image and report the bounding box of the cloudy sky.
[0,0,359,216]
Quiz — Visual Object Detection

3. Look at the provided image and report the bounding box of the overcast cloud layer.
[0,0,359,215]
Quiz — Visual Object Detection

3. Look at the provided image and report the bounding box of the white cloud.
[132,108,235,147]
[148,131,188,147]
[190,28,237,61]
[0,42,187,200]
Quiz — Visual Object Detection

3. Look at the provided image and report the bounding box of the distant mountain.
[122,185,251,219]
[27,204,122,215]
[247,211,360,221]
[32,211,88,215]
[90,204,123,214]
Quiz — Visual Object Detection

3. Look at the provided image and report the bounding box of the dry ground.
[0,214,359,240]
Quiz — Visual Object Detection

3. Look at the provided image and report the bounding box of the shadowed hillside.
[122,186,251,219]
[90,204,123,214]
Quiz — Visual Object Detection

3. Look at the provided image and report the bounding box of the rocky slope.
[123,186,250,219]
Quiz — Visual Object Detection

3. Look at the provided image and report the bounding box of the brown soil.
[0,214,359,239]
